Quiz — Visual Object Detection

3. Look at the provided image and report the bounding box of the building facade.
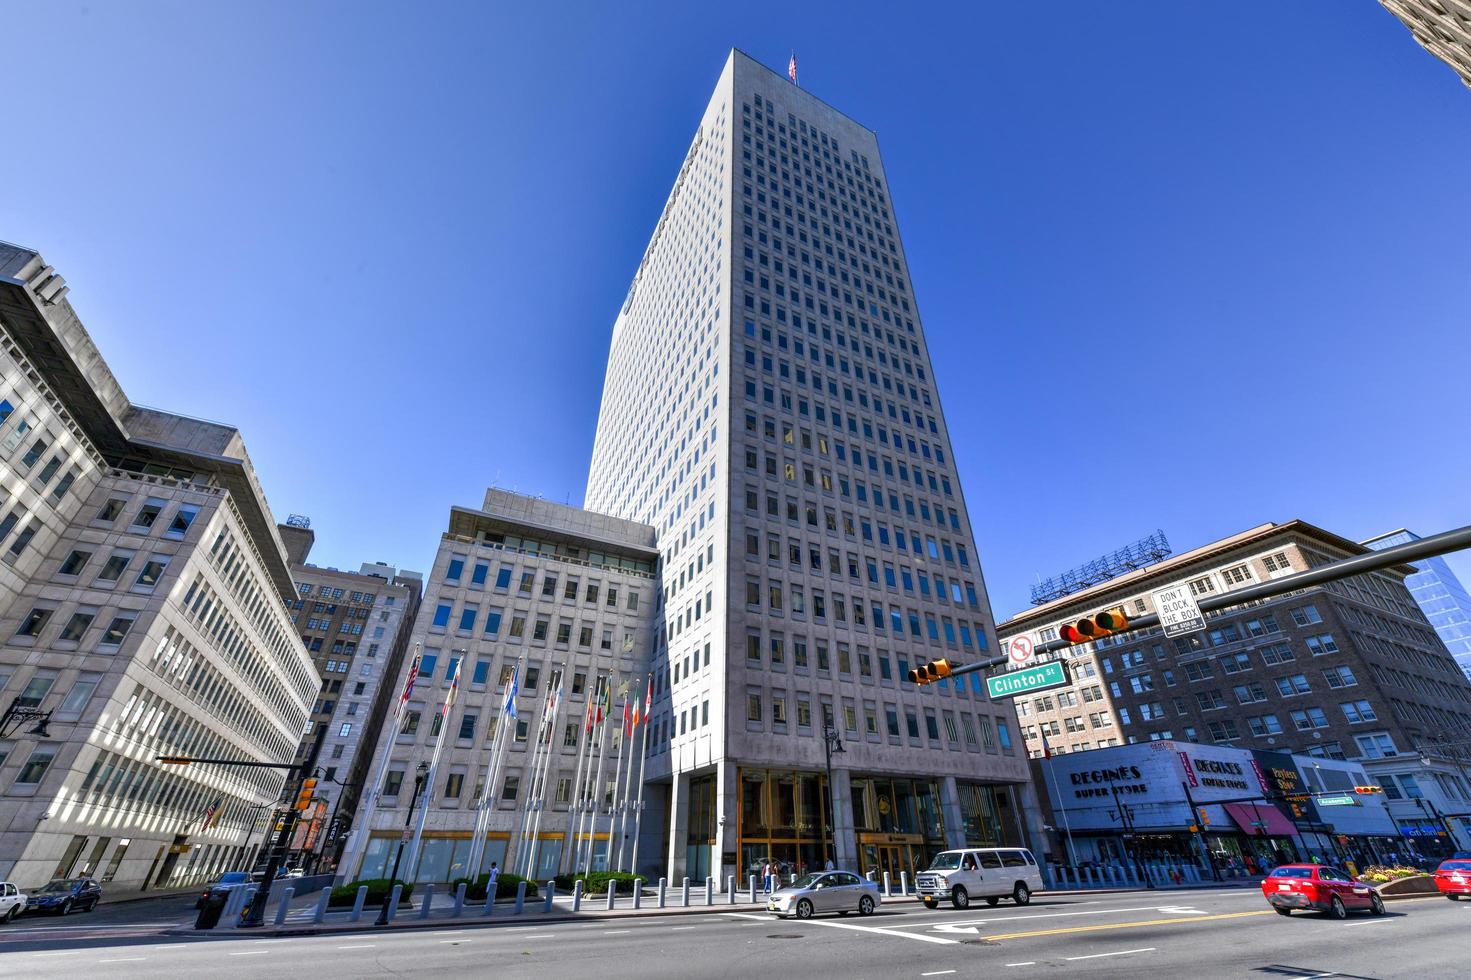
[1380,0,1471,90]
[997,521,1471,776]
[583,50,1035,885]
[1364,528,1471,682]
[348,489,659,883]
[0,242,317,892]
[276,519,421,872]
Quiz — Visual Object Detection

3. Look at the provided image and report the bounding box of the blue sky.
[2,1,1468,619]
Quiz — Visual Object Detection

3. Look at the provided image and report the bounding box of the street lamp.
[375,762,429,926]
[822,724,844,868]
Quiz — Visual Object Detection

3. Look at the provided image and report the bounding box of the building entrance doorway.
[859,835,920,881]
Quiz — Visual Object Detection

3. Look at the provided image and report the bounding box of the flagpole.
[404,657,461,881]
[473,680,517,875]
[629,684,652,877]
[584,691,612,876]
[574,674,606,871]
[465,657,518,877]
[561,679,593,875]
[615,684,641,871]
[511,686,553,877]
[608,697,630,871]
[524,670,565,879]
[1044,754,1079,866]
[339,644,422,881]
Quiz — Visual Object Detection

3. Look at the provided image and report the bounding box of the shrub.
[452,872,538,901]
[328,878,414,908]
[1356,865,1428,884]
[552,871,644,895]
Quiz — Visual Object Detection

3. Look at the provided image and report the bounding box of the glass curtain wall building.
[585,50,1038,884]
[1364,529,1471,682]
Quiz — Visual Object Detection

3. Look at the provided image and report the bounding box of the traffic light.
[908,659,959,685]
[1353,785,1384,795]
[294,777,318,810]
[1058,608,1130,646]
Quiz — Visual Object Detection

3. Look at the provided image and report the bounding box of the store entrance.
[860,835,920,881]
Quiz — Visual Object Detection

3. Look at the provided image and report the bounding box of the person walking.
[486,861,500,902]
[824,858,834,871]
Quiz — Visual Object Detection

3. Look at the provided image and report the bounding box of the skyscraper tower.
[587,50,1036,883]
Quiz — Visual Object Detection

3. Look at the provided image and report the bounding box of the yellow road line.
[983,909,1274,941]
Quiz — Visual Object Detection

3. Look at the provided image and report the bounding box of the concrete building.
[275,517,421,871]
[583,50,1034,886]
[1380,0,1471,90]
[348,489,659,883]
[997,522,1471,790]
[1364,529,1471,682]
[0,242,317,893]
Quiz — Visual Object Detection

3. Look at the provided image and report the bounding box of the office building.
[997,522,1471,779]
[0,242,317,893]
[348,489,659,882]
[583,50,1035,885]
[1380,0,1471,90]
[276,517,421,871]
[1364,529,1471,681]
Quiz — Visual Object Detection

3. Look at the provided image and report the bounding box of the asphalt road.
[2,887,1465,978]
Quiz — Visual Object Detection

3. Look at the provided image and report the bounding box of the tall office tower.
[275,517,422,873]
[0,243,317,893]
[1364,529,1471,682]
[1379,1,1471,90]
[586,50,1036,884]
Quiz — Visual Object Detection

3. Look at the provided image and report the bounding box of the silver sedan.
[767,871,882,919]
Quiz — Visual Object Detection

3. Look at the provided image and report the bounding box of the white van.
[915,847,1044,909]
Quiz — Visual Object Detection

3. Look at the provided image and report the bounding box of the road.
[1,887,1464,978]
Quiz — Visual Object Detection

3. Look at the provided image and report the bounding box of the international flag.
[503,666,519,720]
[397,650,423,712]
[200,795,224,830]
[642,676,653,725]
[623,697,632,738]
[1040,732,1053,760]
[584,690,595,734]
[440,657,462,716]
[788,52,797,83]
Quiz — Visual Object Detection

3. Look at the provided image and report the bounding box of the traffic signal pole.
[941,521,1471,682]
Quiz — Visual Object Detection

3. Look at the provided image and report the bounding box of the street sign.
[1316,794,1359,807]
[1152,584,1206,637]
[986,660,1069,699]
[1008,634,1035,665]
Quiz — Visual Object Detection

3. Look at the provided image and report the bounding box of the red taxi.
[1261,864,1384,919]
[1433,859,1471,900]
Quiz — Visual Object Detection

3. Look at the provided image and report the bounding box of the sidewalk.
[173,877,1265,939]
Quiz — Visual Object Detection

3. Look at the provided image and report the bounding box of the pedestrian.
[824,858,834,871]
[487,861,500,901]
[762,860,773,893]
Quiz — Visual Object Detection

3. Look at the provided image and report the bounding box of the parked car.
[0,882,27,923]
[1433,859,1471,901]
[767,871,880,920]
[916,847,1044,909]
[1262,864,1384,919]
[25,878,101,915]
[282,867,306,879]
[196,871,257,909]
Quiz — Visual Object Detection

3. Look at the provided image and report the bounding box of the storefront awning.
[1223,802,1298,838]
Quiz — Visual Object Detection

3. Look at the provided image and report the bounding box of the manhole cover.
[766,934,804,940]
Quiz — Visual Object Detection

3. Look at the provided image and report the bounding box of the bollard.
[633,879,643,909]
[606,883,616,910]
[572,879,583,912]
[419,882,436,919]
[748,874,757,903]
[705,876,713,905]
[1083,867,1094,888]
[900,871,909,897]
[483,880,496,916]
[657,877,667,908]
[222,888,242,922]
[543,881,555,913]
[273,886,294,926]
[386,883,403,922]
[681,876,690,907]
[234,886,257,928]
[727,876,736,904]
[883,871,892,897]
[514,880,527,915]
[313,887,332,924]
[351,884,369,922]
[453,882,467,917]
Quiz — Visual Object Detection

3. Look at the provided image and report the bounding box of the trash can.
[194,892,227,930]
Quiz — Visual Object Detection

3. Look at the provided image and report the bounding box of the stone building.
[0,242,317,893]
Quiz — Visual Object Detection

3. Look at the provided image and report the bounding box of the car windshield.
[927,852,964,871]
[39,880,78,894]
[1440,861,1471,872]
[791,874,824,889]
[219,872,250,883]
[1269,866,1315,879]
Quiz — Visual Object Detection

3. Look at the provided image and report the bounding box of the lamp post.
[821,724,845,868]
[375,762,429,926]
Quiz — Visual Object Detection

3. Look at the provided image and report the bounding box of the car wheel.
[922,898,938,909]
[59,899,72,916]
[1369,894,1384,916]
[1448,894,1460,902]
[985,896,1000,907]
[1013,882,1032,906]
[859,896,875,916]
[3,906,16,923]
[1275,907,1292,917]
[951,886,969,910]
[1328,896,1347,920]
[795,898,814,920]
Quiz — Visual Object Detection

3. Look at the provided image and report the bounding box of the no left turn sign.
[1008,635,1034,665]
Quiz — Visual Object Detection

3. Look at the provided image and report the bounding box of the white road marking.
[337,944,376,949]
[913,904,1207,933]
[1285,973,1337,980]
[921,971,957,976]
[99,958,146,963]
[724,912,769,921]
[151,944,189,950]
[31,952,82,957]
[525,934,556,939]
[228,950,271,956]
[440,939,472,943]
[793,917,961,946]
[603,929,632,934]
[1065,947,1157,961]
[670,925,700,930]
[1005,964,1036,968]
[1157,905,1205,914]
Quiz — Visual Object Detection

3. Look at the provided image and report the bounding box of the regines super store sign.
[1043,741,1269,832]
